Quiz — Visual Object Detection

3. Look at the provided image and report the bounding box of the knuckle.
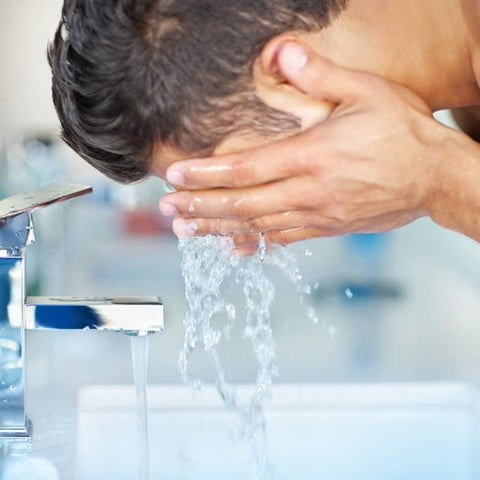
[298,150,321,175]
[175,193,192,215]
[248,217,265,233]
[316,216,336,230]
[232,158,255,187]
[325,207,349,228]
[195,218,207,234]
[233,233,257,247]
[212,218,228,235]
[303,212,321,228]
[270,231,290,246]
[316,187,336,211]
[198,218,228,236]
[232,234,247,246]
[231,192,263,220]
[233,202,252,220]
[313,197,348,229]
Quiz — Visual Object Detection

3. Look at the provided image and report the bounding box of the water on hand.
[130,334,150,480]
[179,235,318,480]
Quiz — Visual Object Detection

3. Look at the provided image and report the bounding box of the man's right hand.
[161,43,480,248]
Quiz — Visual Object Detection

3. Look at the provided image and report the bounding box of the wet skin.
[156,1,480,250]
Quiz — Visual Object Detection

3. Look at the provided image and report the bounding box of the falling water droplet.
[306,306,319,324]
[302,284,312,295]
[226,304,236,320]
[258,233,267,263]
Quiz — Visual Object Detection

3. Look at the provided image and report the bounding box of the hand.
[159,43,459,247]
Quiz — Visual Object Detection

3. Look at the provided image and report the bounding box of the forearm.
[429,128,480,242]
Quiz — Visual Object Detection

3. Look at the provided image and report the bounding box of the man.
[50,0,480,251]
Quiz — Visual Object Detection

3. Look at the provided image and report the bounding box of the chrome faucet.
[0,184,163,442]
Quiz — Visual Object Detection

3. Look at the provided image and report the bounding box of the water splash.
[179,236,275,479]
[265,245,320,325]
[178,236,321,479]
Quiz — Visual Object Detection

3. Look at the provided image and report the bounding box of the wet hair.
[48,0,349,183]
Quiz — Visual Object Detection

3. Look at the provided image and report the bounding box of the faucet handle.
[0,183,92,220]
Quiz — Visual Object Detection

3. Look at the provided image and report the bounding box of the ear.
[254,35,336,130]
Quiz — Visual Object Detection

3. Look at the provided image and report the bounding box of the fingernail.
[278,43,308,73]
[159,201,178,217]
[172,218,198,238]
[166,167,186,186]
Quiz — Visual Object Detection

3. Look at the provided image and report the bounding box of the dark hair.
[48,0,348,183]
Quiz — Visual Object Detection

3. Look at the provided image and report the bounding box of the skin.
[452,0,480,140]
[156,0,480,251]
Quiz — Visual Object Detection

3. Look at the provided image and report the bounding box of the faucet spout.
[25,297,164,334]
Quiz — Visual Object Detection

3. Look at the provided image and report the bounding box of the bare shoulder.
[462,0,480,44]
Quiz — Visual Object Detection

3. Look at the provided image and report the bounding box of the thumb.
[277,42,368,104]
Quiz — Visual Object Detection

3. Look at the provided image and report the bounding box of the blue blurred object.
[33,306,101,330]
[346,233,390,261]
[313,280,403,304]
[311,232,401,304]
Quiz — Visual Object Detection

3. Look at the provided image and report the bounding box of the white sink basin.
[76,383,480,480]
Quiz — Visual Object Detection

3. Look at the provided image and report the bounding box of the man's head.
[49,0,349,183]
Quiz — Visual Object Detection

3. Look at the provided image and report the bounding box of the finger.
[264,227,337,246]
[230,227,335,250]
[262,216,393,245]
[165,132,319,189]
[227,212,413,245]
[277,42,374,104]
[171,211,313,238]
[231,244,260,257]
[231,233,263,248]
[160,177,316,220]
[231,237,277,257]
[231,227,334,255]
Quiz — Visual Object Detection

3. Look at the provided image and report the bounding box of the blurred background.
[2,2,480,477]
[1,0,480,402]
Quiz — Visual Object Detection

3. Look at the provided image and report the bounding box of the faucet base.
[0,417,32,443]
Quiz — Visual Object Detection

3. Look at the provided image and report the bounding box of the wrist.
[428,126,480,240]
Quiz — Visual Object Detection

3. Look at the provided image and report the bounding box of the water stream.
[130,333,150,480]
[179,235,318,480]
[127,236,318,480]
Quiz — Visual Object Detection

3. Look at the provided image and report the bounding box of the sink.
[76,383,480,480]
